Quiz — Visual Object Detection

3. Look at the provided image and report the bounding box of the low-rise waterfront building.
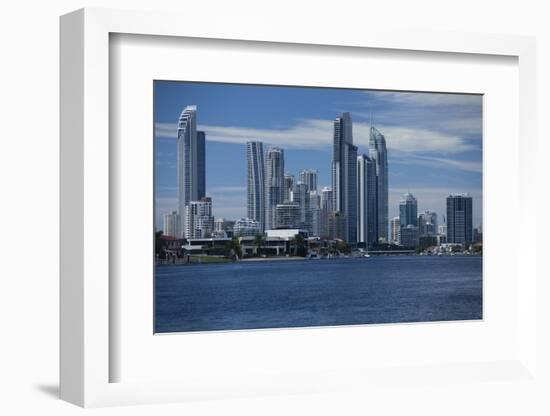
[233,217,261,237]
[240,229,309,257]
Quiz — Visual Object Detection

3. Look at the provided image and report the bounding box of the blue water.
[154,256,482,333]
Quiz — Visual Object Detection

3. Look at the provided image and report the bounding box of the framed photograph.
[60,8,538,408]
[153,81,483,334]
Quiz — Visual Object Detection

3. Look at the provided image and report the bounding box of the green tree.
[225,237,242,261]
[254,233,266,257]
[155,230,166,259]
[335,240,351,255]
[294,233,307,257]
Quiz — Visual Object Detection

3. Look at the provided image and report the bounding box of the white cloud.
[366,91,482,108]
[208,185,247,194]
[392,155,482,173]
[155,119,476,155]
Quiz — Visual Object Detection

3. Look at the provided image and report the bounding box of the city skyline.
[155,81,483,232]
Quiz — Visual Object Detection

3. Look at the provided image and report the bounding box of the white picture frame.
[60,7,537,407]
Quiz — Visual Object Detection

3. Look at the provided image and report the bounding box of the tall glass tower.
[265,148,285,231]
[399,192,418,248]
[331,112,358,243]
[399,192,418,227]
[283,173,294,202]
[196,131,206,199]
[291,182,310,231]
[299,169,318,192]
[446,194,473,245]
[246,141,265,231]
[369,126,388,242]
[357,154,377,246]
[177,105,205,237]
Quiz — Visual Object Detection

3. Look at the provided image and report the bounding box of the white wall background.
[0,0,548,414]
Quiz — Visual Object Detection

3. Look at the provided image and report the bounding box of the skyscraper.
[331,112,358,243]
[357,154,377,246]
[185,197,214,239]
[246,141,265,231]
[299,169,318,192]
[446,194,473,246]
[399,193,418,228]
[369,126,388,242]
[320,186,333,238]
[265,148,285,231]
[283,173,294,202]
[163,210,178,238]
[390,216,400,244]
[309,191,321,237]
[418,210,438,236]
[399,193,418,247]
[177,105,205,237]
[291,182,310,231]
[275,202,300,229]
[197,130,206,199]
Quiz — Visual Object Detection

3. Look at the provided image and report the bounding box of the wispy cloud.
[368,91,482,108]
[392,154,482,173]
[156,119,476,155]
[354,91,483,138]
[208,185,247,194]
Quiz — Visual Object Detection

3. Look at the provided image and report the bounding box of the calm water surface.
[155,256,482,333]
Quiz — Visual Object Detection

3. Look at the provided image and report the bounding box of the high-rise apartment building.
[196,130,206,199]
[399,193,418,247]
[177,105,205,237]
[331,112,358,243]
[369,126,388,242]
[328,212,347,240]
[291,182,311,231]
[399,193,418,228]
[320,186,333,238]
[357,154,378,246]
[283,173,294,202]
[246,141,265,231]
[265,148,285,231]
[299,169,318,193]
[309,191,321,237]
[418,210,438,236]
[163,210,178,238]
[185,197,214,239]
[390,216,400,244]
[446,194,473,246]
[275,202,300,229]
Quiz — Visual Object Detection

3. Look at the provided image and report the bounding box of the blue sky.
[154,81,483,230]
